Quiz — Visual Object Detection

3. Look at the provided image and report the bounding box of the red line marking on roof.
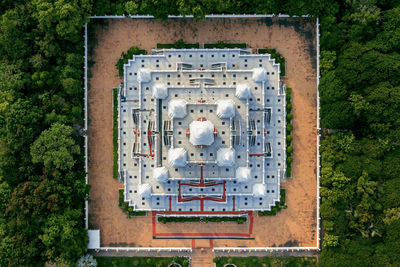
[192,239,196,248]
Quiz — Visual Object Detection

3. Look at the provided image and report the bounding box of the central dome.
[189,120,215,146]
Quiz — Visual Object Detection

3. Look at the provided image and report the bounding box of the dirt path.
[87,17,317,249]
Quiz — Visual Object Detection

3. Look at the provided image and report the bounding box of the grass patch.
[157,39,200,49]
[214,256,316,267]
[258,189,286,216]
[204,41,247,49]
[158,216,247,224]
[113,88,118,179]
[116,46,146,77]
[258,48,286,77]
[96,256,190,267]
[119,189,146,217]
[286,87,293,178]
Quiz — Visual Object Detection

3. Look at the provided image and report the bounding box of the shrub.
[286,113,293,121]
[204,41,247,48]
[157,39,200,49]
[287,123,293,132]
[258,48,286,76]
[287,156,293,164]
[287,146,294,154]
[259,189,286,216]
[286,135,293,143]
[116,46,146,77]
[286,166,292,178]
[118,190,146,217]
[113,88,118,179]
[286,103,292,112]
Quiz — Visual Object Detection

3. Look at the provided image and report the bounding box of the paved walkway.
[191,239,215,267]
[88,17,317,249]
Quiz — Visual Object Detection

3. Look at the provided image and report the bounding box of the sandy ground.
[87,17,317,249]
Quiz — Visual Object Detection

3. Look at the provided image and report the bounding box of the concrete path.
[191,247,214,267]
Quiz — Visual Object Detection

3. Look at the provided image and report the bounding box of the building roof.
[152,83,168,99]
[235,83,252,99]
[252,68,267,82]
[253,183,266,197]
[216,100,236,119]
[168,99,187,119]
[236,167,251,182]
[120,49,284,214]
[153,167,168,182]
[138,183,152,198]
[216,148,236,167]
[137,68,151,83]
[87,230,100,249]
[189,120,214,146]
[168,148,187,167]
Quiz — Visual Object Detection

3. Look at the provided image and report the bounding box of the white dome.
[168,100,187,119]
[216,100,236,119]
[253,184,266,197]
[235,84,251,99]
[216,148,236,167]
[189,120,214,146]
[236,167,251,182]
[138,183,152,198]
[252,68,267,82]
[153,167,168,182]
[137,68,151,83]
[152,83,168,99]
[168,148,187,167]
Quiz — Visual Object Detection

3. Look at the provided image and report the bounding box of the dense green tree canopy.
[31,123,80,171]
[0,0,399,266]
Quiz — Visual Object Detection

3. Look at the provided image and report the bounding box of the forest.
[0,0,399,266]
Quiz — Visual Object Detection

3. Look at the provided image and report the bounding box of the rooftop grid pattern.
[119,48,286,216]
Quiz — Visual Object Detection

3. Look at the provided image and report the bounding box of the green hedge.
[204,41,247,49]
[96,256,190,267]
[158,216,247,224]
[258,48,286,77]
[286,87,293,178]
[258,189,286,216]
[116,46,146,77]
[113,88,118,179]
[214,256,316,267]
[157,39,200,49]
[119,189,146,217]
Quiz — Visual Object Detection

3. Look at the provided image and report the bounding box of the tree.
[77,254,97,267]
[40,208,88,264]
[30,123,80,171]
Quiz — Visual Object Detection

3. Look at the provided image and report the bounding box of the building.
[118,48,286,217]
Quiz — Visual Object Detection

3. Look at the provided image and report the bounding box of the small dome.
[235,84,251,99]
[168,148,187,167]
[189,120,215,146]
[168,100,187,119]
[137,68,151,83]
[216,148,236,167]
[236,167,251,182]
[138,183,152,198]
[153,167,168,182]
[253,184,266,197]
[152,83,168,99]
[216,100,236,119]
[252,68,267,82]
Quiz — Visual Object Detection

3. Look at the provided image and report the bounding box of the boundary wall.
[83,14,321,253]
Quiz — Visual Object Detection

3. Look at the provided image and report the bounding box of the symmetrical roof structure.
[118,48,286,216]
